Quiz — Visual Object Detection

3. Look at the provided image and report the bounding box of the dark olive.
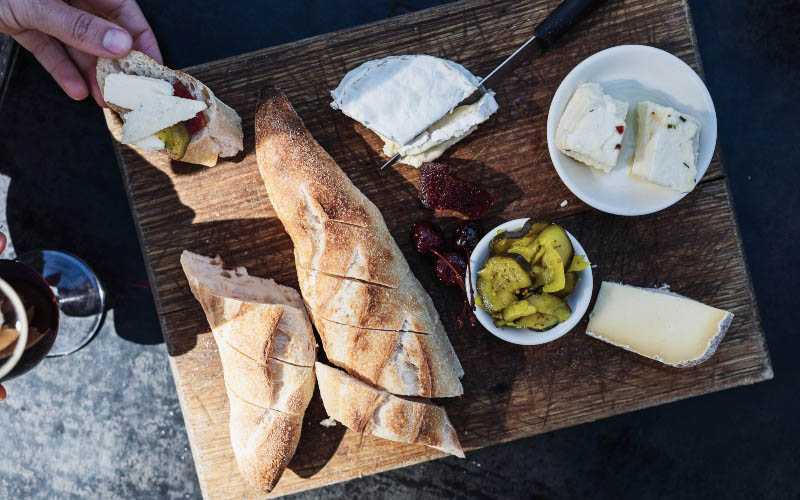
[452,220,484,256]
[411,221,446,256]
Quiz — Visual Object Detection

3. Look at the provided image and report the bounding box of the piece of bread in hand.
[315,362,464,458]
[97,51,243,166]
[180,250,316,492]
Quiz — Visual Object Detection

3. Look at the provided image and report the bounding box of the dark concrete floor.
[0,1,798,498]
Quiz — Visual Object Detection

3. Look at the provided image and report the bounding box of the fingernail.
[102,29,131,55]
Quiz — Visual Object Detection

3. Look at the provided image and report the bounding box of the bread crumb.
[320,417,337,427]
[560,200,568,207]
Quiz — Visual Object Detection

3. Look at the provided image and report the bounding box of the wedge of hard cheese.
[315,362,464,458]
[586,282,733,367]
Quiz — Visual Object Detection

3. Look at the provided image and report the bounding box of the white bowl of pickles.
[468,218,593,345]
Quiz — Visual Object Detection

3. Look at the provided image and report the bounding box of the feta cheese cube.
[631,101,701,192]
[555,83,628,173]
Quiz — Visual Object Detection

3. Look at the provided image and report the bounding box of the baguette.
[255,86,463,398]
[97,51,243,166]
[309,312,463,398]
[180,251,316,491]
[315,363,464,458]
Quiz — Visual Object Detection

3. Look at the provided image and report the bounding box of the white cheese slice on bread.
[103,73,173,108]
[331,54,498,165]
[555,82,628,172]
[586,282,733,367]
[380,91,499,167]
[631,101,701,192]
[132,135,165,152]
[103,73,207,144]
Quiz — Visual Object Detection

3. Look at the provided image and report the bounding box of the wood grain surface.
[104,0,772,498]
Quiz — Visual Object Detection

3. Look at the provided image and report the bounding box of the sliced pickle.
[502,300,538,322]
[526,293,572,323]
[567,254,590,272]
[477,256,533,313]
[537,224,573,271]
[489,219,549,256]
[155,121,191,160]
[538,245,566,293]
[513,312,560,331]
[553,271,578,298]
[508,240,540,262]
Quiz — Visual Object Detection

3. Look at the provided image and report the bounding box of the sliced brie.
[555,83,628,173]
[331,55,483,147]
[121,96,206,143]
[133,135,166,152]
[103,74,174,109]
[380,91,499,167]
[103,73,207,144]
[586,282,733,367]
[631,101,701,192]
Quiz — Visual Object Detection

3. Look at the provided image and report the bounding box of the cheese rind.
[379,91,499,167]
[586,282,733,367]
[331,55,482,147]
[555,83,628,173]
[630,101,701,192]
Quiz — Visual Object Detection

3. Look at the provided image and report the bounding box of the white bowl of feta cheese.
[546,45,717,216]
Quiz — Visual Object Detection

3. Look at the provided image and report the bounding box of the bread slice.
[311,313,463,398]
[255,86,463,399]
[315,363,464,458]
[180,250,316,491]
[227,389,303,493]
[97,51,243,166]
[180,251,315,366]
[295,262,440,334]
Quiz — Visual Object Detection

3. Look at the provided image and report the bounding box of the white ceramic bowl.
[546,45,717,216]
[468,218,593,345]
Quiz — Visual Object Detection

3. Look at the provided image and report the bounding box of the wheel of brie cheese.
[330,55,499,167]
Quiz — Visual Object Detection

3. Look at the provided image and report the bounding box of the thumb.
[20,0,133,57]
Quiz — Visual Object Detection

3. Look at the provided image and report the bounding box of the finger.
[18,0,132,58]
[73,0,162,63]
[14,31,89,100]
[0,232,6,253]
[65,47,105,106]
[0,384,6,401]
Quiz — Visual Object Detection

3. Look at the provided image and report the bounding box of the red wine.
[0,260,59,382]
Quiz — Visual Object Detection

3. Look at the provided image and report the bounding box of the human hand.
[0,0,162,106]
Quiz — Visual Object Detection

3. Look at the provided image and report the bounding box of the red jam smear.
[418,162,494,219]
[172,81,208,135]
[616,125,625,134]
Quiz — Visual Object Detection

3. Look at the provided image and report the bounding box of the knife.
[380,0,609,169]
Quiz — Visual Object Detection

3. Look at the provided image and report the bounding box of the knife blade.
[380,0,608,169]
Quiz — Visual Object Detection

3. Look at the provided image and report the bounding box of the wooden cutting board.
[105,0,773,497]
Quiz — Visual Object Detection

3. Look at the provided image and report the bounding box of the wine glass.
[0,259,59,382]
[16,250,105,357]
[0,249,106,384]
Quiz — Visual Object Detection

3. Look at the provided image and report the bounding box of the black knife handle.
[534,0,608,49]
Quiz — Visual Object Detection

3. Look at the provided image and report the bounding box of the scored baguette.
[180,251,316,492]
[255,86,463,398]
[315,362,464,458]
[97,51,243,166]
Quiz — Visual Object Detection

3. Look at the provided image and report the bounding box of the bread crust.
[311,314,463,398]
[315,363,464,457]
[255,87,463,399]
[180,250,315,491]
[97,51,243,166]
